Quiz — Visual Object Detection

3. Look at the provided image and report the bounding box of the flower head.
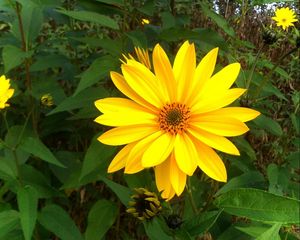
[127,188,162,220]
[122,47,151,69]
[141,18,150,25]
[41,93,54,107]
[94,41,260,200]
[272,7,298,30]
[0,75,14,109]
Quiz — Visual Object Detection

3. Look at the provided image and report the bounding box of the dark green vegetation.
[0,0,299,239]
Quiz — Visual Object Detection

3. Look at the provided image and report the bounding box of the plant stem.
[186,177,198,214]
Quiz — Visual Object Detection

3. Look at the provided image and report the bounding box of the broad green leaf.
[75,55,119,95]
[256,223,281,240]
[100,177,131,206]
[126,30,148,48]
[183,210,222,237]
[214,188,300,223]
[48,87,109,115]
[200,2,235,37]
[144,218,172,240]
[0,157,17,180]
[85,200,118,240]
[17,186,38,240]
[38,204,83,240]
[30,54,69,72]
[19,137,65,168]
[56,9,119,29]
[233,137,257,160]
[161,12,176,29]
[290,113,300,134]
[235,223,273,238]
[0,210,19,238]
[253,114,283,136]
[95,0,124,5]
[2,45,32,73]
[217,171,265,195]
[80,137,116,180]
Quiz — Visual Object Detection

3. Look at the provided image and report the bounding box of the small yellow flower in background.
[141,18,150,25]
[272,7,298,31]
[127,188,162,220]
[0,75,14,109]
[94,41,260,200]
[41,93,54,107]
[122,47,151,70]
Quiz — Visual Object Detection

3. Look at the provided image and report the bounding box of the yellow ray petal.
[122,61,164,107]
[98,125,157,146]
[125,131,162,173]
[193,140,227,182]
[173,41,196,102]
[192,88,247,114]
[191,117,249,137]
[155,160,176,200]
[153,44,176,102]
[142,132,175,167]
[174,133,198,175]
[110,71,157,112]
[169,153,186,196]
[201,63,241,95]
[188,126,240,155]
[194,107,260,122]
[108,142,136,173]
[188,48,218,106]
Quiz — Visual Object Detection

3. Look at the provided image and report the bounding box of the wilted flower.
[272,7,298,31]
[41,93,54,107]
[0,75,14,109]
[94,41,260,200]
[126,188,162,220]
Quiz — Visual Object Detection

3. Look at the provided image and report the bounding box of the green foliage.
[0,0,299,239]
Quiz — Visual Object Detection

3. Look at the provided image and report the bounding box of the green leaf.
[144,218,172,240]
[38,204,83,240]
[200,2,235,37]
[214,188,300,224]
[17,186,38,240]
[80,137,116,180]
[48,87,109,115]
[85,200,118,240]
[30,54,69,72]
[255,223,281,240]
[95,0,124,6]
[0,210,19,238]
[2,45,32,73]
[19,137,65,168]
[253,114,283,136]
[75,55,119,95]
[56,9,119,29]
[100,177,131,206]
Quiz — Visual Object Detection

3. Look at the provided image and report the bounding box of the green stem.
[186,177,198,214]
[252,47,297,100]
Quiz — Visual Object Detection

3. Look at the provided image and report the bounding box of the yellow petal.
[125,131,162,173]
[174,133,198,175]
[142,132,175,167]
[191,116,249,137]
[153,44,176,102]
[108,142,135,173]
[193,140,227,182]
[122,62,164,108]
[98,125,156,146]
[188,48,218,106]
[192,88,247,114]
[188,127,240,155]
[110,71,156,111]
[169,153,186,196]
[173,41,196,102]
[155,160,176,200]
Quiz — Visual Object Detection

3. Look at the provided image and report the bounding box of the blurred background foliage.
[0,0,299,239]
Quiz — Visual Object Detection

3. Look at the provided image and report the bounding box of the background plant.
[0,0,299,240]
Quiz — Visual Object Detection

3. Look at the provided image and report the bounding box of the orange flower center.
[158,103,190,135]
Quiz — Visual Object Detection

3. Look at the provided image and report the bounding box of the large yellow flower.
[0,75,14,109]
[94,41,260,200]
[272,7,298,31]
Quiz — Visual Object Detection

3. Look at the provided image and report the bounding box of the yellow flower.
[272,7,298,30]
[41,93,54,107]
[0,75,14,109]
[122,47,151,70]
[141,18,150,25]
[94,41,260,200]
